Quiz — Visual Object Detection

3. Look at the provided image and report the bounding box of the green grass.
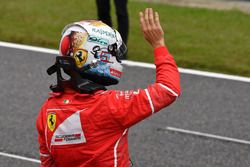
[1,0,250,77]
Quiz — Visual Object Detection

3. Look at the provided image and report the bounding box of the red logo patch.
[110,68,122,78]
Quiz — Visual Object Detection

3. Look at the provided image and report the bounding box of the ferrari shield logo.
[74,49,88,68]
[47,112,56,131]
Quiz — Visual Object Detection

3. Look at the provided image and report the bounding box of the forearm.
[154,46,181,96]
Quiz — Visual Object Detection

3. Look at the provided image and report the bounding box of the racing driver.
[36,8,181,167]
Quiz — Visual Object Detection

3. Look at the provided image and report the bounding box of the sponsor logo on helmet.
[92,28,116,38]
[47,112,56,132]
[88,35,109,46]
[110,68,122,78]
[74,49,88,68]
[100,52,112,63]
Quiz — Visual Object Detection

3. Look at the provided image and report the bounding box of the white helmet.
[59,20,127,86]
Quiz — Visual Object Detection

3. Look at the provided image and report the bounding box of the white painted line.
[0,151,40,163]
[166,126,250,145]
[178,68,250,83]
[0,41,58,55]
[122,60,155,69]
[0,41,250,83]
[122,60,250,83]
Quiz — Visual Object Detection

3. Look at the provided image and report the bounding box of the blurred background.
[0,0,250,167]
[0,0,250,77]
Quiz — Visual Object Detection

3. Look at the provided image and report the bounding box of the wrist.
[152,40,165,49]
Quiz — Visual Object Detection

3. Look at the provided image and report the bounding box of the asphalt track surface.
[0,46,250,167]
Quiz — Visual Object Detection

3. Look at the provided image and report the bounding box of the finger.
[148,8,154,27]
[155,12,161,29]
[144,8,150,29]
[139,12,146,32]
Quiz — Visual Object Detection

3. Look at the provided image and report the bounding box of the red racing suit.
[36,46,181,167]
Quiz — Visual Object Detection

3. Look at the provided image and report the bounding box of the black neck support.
[47,56,106,94]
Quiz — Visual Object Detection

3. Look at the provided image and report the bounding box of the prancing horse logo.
[47,112,56,131]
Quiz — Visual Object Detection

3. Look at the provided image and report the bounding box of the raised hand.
[139,8,165,49]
